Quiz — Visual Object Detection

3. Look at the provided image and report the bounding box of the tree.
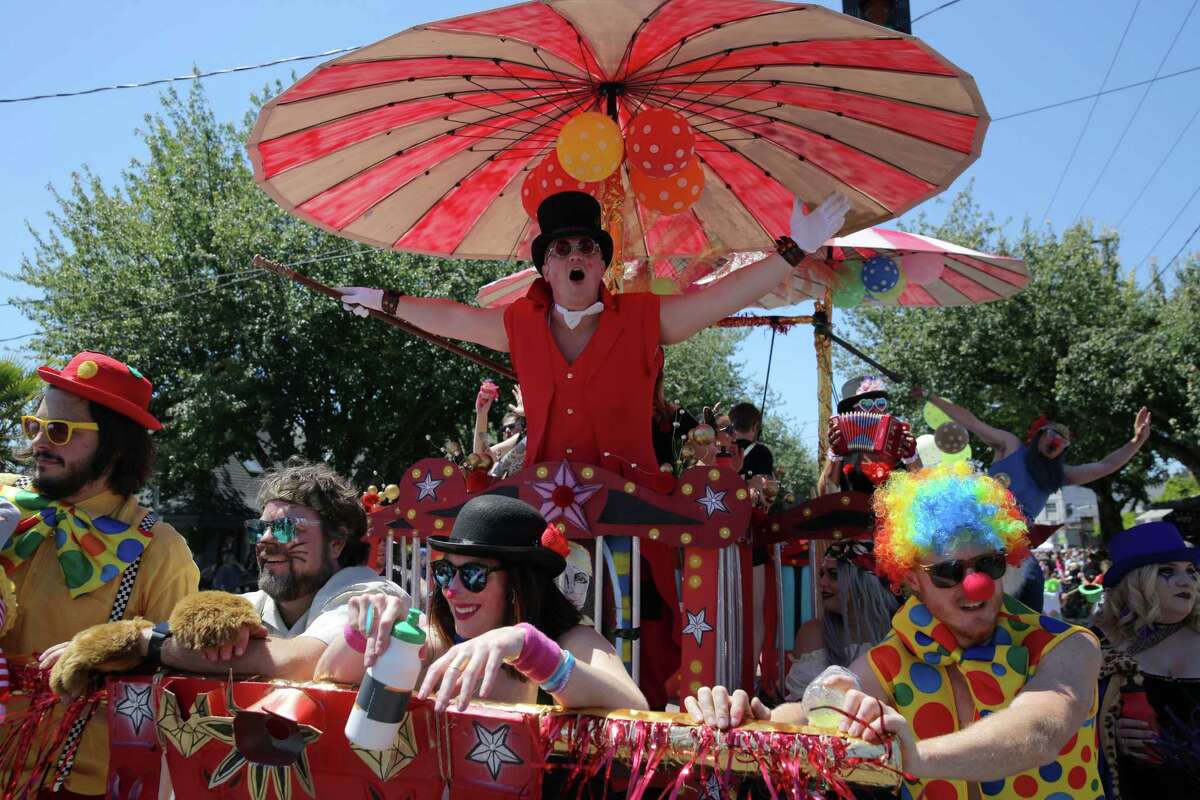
[1159,472,1200,503]
[0,358,40,468]
[13,83,517,507]
[845,187,1199,539]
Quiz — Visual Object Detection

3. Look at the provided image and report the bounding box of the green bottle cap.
[391,607,427,645]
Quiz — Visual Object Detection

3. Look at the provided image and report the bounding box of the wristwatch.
[147,621,173,665]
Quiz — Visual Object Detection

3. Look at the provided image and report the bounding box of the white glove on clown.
[336,286,383,318]
[0,498,19,552]
[790,193,851,254]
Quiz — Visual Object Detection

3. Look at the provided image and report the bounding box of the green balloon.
[831,261,865,308]
[923,401,952,429]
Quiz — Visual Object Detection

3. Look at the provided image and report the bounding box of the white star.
[415,472,442,501]
[465,721,523,780]
[113,682,154,736]
[695,485,729,518]
[682,608,713,646]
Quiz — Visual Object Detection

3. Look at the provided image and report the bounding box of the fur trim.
[50,618,152,697]
[169,591,263,651]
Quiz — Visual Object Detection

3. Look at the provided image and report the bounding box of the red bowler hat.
[37,351,162,430]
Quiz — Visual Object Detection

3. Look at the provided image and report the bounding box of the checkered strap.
[49,511,156,789]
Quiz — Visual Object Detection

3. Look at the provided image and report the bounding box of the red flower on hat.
[540,524,570,557]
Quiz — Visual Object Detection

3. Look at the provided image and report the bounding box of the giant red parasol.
[247,0,989,265]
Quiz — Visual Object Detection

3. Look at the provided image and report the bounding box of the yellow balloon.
[556,112,624,183]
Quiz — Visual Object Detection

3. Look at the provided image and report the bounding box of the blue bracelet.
[540,650,576,695]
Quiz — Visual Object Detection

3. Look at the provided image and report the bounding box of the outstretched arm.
[906,631,1100,780]
[658,194,850,345]
[338,288,510,352]
[1065,407,1151,486]
[915,388,1019,457]
[139,627,329,682]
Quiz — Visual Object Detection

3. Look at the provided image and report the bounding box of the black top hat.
[837,375,890,414]
[428,494,566,576]
[530,192,614,271]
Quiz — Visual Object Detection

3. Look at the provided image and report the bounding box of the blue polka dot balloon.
[862,255,900,293]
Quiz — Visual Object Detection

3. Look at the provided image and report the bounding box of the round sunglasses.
[919,551,1007,589]
[245,517,311,545]
[432,559,506,593]
[550,238,598,258]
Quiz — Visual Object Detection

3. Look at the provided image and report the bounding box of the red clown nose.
[962,571,995,602]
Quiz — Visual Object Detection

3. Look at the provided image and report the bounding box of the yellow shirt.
[0,473,199,795]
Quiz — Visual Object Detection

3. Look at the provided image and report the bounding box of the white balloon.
[916,433,942,466]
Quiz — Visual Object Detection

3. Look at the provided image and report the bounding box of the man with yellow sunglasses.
[1,351,198,798]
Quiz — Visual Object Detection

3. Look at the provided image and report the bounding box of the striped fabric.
[247,1,988,266]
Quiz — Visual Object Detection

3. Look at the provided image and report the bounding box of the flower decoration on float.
[361,485,381,514]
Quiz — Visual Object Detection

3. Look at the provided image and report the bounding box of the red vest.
[503,279,661,483]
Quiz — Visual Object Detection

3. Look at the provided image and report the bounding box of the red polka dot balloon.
[520,151,602,219]
[630,157,705,215]
[627,108,696,178]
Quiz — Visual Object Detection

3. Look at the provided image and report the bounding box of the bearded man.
[1,351,197,799]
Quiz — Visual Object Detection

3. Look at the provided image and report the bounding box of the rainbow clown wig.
[873,461,1030,589]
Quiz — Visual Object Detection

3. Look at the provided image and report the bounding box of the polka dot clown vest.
[868,595,1102,800]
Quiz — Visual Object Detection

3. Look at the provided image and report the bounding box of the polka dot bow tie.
[0,485,152,598]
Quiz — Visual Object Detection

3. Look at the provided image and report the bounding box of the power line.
[912,0,967,24]
[1136,181,1200,274]
[0,46,359,104]
[1072,0,1198,224]
[1116,99,1200,232]
[1039,0,1141,222]
[1156,216,1200,280]
[993,63,1200,122]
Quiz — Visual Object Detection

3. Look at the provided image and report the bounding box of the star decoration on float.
[531,461,602,531]
[466,721,523,780]
[682,608,713,646]
[415,472,443,501]
[113,682,154,735]
[695,485,729,518]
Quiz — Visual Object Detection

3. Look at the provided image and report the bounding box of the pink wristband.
[510,622,562,684]
[343,624,368,653]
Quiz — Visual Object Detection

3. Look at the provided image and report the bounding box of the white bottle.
[345,607,426,750]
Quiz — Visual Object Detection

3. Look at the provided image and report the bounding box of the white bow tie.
[554,302,604,329]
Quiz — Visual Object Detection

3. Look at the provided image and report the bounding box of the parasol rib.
[251,255,515,380]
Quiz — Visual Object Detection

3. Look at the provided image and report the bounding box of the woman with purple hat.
[1093,521,1200,799]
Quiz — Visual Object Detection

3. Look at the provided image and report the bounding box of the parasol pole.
[811,306,904,384]
[251,255,516,380]
[813,294,834,623]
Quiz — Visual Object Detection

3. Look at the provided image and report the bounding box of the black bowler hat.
[530,192,614,272]
[429,494,566,576]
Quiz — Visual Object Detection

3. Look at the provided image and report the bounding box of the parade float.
[1,1,1039,797]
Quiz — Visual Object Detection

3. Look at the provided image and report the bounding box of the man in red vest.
[340,190,849,706]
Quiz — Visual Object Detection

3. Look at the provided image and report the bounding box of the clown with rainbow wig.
[686,463,1106,800]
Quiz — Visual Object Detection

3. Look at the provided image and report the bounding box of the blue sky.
[3,0,1198,452]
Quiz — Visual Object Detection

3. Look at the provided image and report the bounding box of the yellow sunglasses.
[21,415,99,446]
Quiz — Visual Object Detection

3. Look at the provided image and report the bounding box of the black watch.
[147,621,173,665]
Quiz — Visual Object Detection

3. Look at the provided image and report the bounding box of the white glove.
[790,193,851,254]
[335,286,383,318]
[0,498,19,551]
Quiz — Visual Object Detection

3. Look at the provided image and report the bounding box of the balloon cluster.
[914,402,973,466]
[830,252,946,309]
[361,483,401,514]
[522,107,705,223]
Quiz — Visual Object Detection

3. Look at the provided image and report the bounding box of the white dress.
[783,642,871,702]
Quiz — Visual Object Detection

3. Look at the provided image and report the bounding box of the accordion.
[831,412,906,458]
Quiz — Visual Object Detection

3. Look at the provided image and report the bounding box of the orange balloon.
[627,108,695,178]
[630,158,705,215]
[556,112,624,183]
[520,151,602,219]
